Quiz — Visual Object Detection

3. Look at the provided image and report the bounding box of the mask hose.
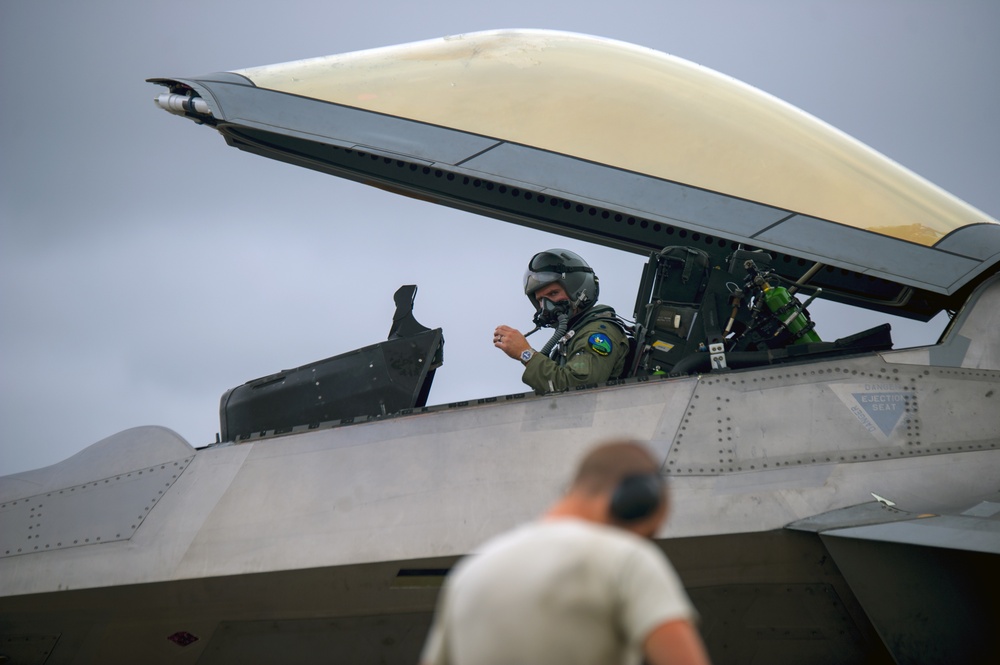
[539,313,570,356]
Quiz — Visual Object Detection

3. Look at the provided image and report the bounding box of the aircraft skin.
[2,30,999,665]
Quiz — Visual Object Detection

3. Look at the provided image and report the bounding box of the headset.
[609,473,664,522]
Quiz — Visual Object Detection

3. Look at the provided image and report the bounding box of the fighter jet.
[2,30,998,665]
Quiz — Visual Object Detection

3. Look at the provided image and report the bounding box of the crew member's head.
[523,249,599,321]
[570,440,667,538]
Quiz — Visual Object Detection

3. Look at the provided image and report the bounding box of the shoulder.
[470,520,640,559]
[571,311,628,359]
[450,522,557,575]
[445,521,594,591]
[517,521,684,585]
[534,521,681,589]
[513,519,654,557]
[474,519,611,554]
[573,307,628,339]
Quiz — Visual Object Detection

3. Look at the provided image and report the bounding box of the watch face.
[521,349,534,363]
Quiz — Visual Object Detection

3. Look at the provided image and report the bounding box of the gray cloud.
[2,0,998,474]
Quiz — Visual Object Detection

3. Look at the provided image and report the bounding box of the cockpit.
[149,30,999,442]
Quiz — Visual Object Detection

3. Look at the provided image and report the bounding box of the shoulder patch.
[588,332,613,356]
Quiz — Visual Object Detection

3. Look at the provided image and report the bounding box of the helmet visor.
[523,269,566,297]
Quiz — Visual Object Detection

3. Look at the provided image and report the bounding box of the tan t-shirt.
[421,519,696,665]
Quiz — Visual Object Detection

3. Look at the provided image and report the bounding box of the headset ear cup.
[610,474,662,522]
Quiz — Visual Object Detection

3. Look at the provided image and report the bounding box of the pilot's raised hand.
[493,325,531,361]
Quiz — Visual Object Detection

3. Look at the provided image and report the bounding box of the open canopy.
[150,29,999,319]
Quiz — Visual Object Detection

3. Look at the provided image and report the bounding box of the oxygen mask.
[532,298,573,328]
[527,298,573,357]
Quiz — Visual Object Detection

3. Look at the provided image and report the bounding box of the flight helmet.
[523,248,599,312]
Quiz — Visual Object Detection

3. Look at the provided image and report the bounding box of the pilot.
[494,248,629,394]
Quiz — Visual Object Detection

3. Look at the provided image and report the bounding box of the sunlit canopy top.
[236,29,995,247]
[150,29,1000,314]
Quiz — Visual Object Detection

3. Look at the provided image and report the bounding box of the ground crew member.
[420,439,711,665]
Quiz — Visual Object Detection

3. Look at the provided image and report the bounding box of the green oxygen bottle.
[762,283,822,344]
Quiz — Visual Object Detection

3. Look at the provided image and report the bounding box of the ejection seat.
[627,246,893,377]
[218,285,443,441]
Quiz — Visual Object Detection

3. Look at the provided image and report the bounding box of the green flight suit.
[521,307,629,395]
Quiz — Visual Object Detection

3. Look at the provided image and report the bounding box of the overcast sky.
[2,1,998,476]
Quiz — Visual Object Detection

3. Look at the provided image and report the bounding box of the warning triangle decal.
[851,392,908,436]
[829,383,914,442]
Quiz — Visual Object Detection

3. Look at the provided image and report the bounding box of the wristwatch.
[520,348,535,365]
